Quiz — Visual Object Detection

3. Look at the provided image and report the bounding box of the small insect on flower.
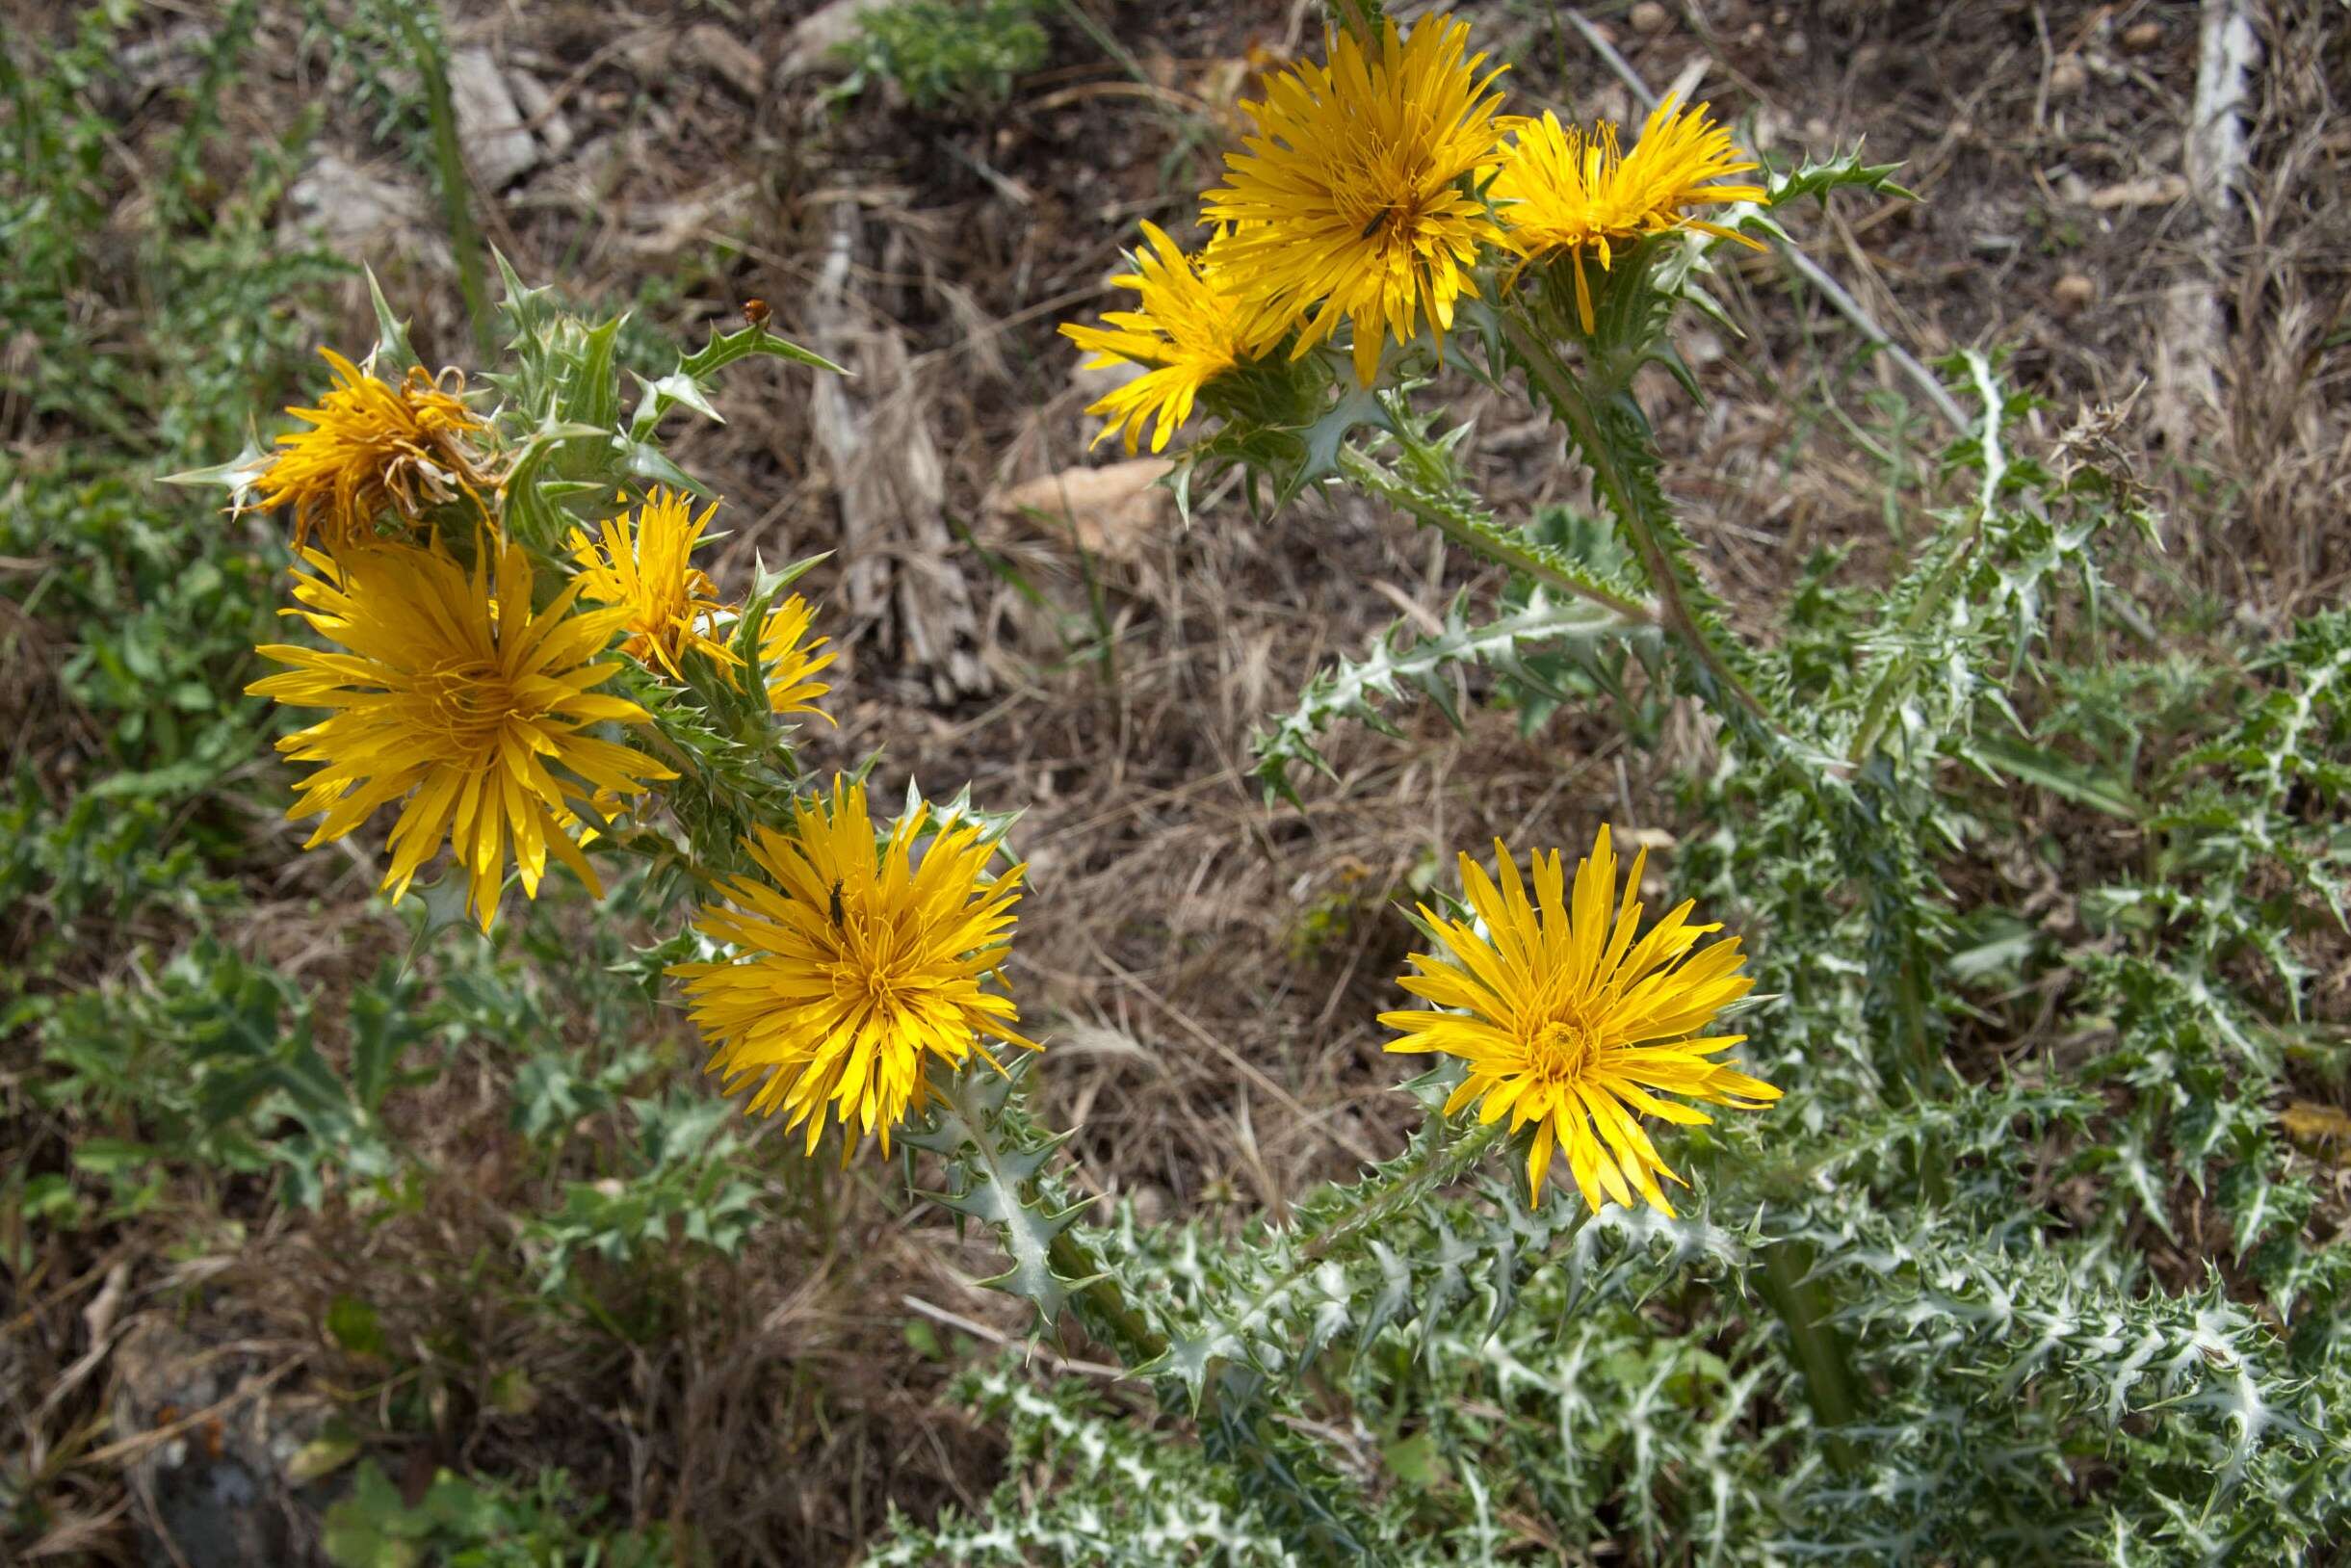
[759,593,837,721]
[1058,222,1297,455]
[1492,95,1768,334]
[1382,826,1779,1215]
[670,777,1037,1159]
[246,535,674,931]
[252,348,488,550]
[567,488,736,682]
[1201,13,1508,387]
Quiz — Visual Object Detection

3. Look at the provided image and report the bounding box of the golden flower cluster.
[231,65,1784,1197]
[1061,13,1768,452]
[247,355,836,934]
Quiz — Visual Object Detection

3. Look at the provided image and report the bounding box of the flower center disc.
[1528,1019,1595,1085]
[419,657,517,753]
[830,913,911,1014]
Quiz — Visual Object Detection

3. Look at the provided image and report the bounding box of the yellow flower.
[253,348,488,549]
[670,778,1037,1157]
[567,488,736,681]
[247,536,674,930]
[1201,13,1506,387]
[1058,222,1294,454]
[1493,96,1768,332]
[759,593,837,721]
[1381,827,1778,1214]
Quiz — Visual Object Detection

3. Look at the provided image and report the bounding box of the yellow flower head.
[1493,96,1767,332]
[1382,827,1778,1214]
[1058,222,1295,454]
[1201,14,1507,387]
[247,536,674,930]
[670,778,1037,1157]
[568,488,735,681]
[759,593,837,721]
[254,348,488,549]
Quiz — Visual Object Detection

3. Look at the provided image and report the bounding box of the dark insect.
[827,877,846,928]
[1359,208,1391,240]
[744,299,771,328]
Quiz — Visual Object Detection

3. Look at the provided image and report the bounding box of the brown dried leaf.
[987,459,1173,562]
[2280,1101,2351,1161]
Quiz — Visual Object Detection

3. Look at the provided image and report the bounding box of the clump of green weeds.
[837,0,1050,113]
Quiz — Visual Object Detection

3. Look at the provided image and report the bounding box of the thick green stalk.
[1048,1228,1167,1367]
[1755,1241,1861,1468]
[1497,314,1771,725]
[1338,445,1658,624]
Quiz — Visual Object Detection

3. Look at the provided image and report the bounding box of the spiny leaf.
[1250,590,1647,802]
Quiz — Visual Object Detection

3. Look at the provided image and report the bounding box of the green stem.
[1303,1117,1506,1267]
[1843,352,2011,766]
[1498,313,1770,725]
[1338,446,1658,625]
[393,1,493,360]
[1048,1229,1166,1366]
[931,1068,1166,1368]
[1756,1241,1860,1469]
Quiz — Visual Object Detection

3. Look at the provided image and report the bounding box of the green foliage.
[1251,588,1649,800]
[22,940,422,1211]
[526,1085,764,1294]
[869,1365,1303,1566]
[905,1062,1097,1332]
[1250,404,1663,797]
[4,8,821,1564]
[323,1459,681,1568]
[838,0,1051,113]
[877,184,2351,1565]
[1,3,340,973]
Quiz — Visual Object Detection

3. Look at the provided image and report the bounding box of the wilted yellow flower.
[568,488,735,681]
[759,593,836,721]
[247,536,673,930]
[1493,96,1767,332]
[670,778,1036,1157]
[1058,222,1295,454]
[1382,827,1777,1214]
[1202,13,1506,387]
[253,348,487,549]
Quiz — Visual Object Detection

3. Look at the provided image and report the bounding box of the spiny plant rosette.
[927,6,2351,1560]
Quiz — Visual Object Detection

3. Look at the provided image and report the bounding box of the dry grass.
[6,0,2346,1561]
